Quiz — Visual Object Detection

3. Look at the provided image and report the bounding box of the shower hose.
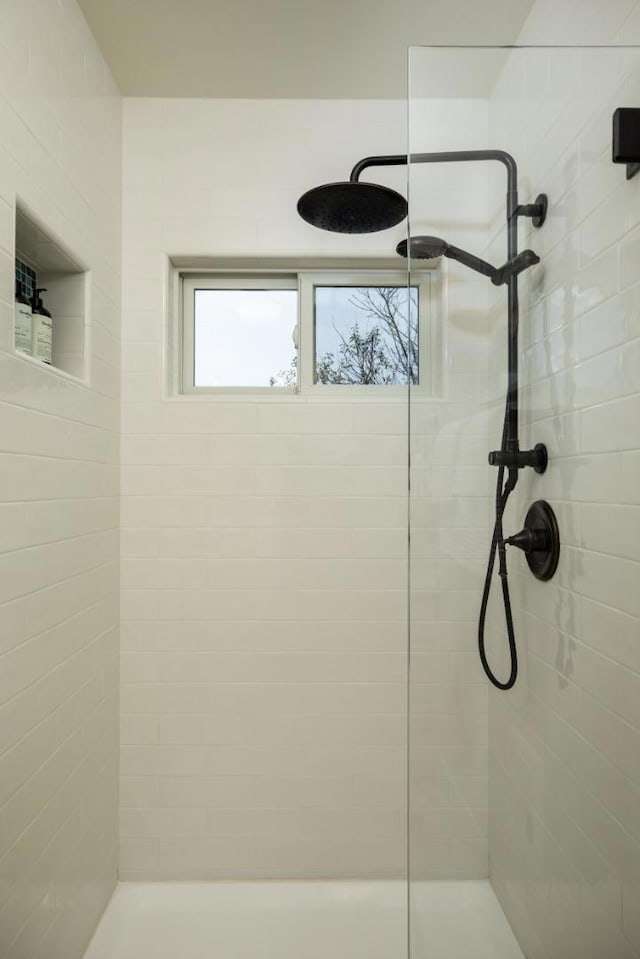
[477,408,519,691]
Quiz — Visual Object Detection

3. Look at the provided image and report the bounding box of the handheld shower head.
[396,235,540,287]
[396,235,448,259]
[396,235,497,280]
[297,181,407,234]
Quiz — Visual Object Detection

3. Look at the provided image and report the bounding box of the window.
[183,276,298,391]
[313,285,417,386]
[180,269,436,395]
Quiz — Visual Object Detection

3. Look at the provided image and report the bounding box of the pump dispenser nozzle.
[32,288,50,314]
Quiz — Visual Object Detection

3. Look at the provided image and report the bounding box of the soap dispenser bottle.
[31,288,52,365]
[14,280,33,355]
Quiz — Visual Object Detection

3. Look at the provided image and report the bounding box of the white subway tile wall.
[120,98,492,879]
[483,7,640,958]
[0,2,121,958]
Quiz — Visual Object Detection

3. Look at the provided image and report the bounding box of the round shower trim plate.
[523,499,560,581]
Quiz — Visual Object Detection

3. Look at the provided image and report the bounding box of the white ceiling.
[77,0,535,99]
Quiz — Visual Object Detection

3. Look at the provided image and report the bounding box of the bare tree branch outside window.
[269,286,419,387]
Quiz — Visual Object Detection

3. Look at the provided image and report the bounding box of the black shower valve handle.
[488,443,548,474]
[503,500,561,582]
[504,526,550,554]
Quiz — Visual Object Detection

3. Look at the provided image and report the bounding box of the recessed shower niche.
[14,204,89,381]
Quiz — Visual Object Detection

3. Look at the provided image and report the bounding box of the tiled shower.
[1,2,640,959]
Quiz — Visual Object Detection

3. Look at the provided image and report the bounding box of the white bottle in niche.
[14,280,33,355]
[31,288,52,365]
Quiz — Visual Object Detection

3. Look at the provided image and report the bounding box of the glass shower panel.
[407,44,640,959]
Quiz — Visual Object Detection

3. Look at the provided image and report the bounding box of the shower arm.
[350,150,546,466]
[349,150,542,236]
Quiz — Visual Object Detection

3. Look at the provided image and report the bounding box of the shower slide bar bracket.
[515,193,548,227]
[487,442,548,474]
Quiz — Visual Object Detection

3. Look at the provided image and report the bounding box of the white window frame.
[181,274,298,395]
[179,267,439,397]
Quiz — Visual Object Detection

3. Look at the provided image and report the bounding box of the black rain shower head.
[396,235,540,287]
[297,180,408,234]
[297,151,547,237]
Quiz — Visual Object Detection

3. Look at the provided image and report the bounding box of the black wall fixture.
[298,149,554,692]
[612,107,640,180]
[505,500,560,582]
[396,235,541,287]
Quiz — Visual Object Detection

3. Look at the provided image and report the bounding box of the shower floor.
[82,880,524,959]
